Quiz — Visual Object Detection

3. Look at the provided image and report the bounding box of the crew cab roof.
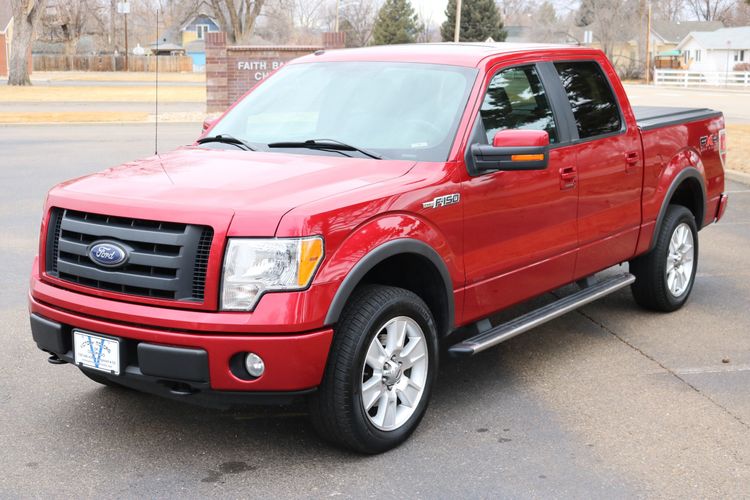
[292,42,597,68]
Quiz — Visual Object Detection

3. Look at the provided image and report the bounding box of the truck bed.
[633,106,722,131]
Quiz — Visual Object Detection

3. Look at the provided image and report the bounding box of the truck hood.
[49,147,416,235]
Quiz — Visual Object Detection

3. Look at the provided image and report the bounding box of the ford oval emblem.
[88,241,128,268]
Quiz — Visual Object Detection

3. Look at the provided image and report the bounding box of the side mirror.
[471,129,550,173]
[202,116,217,132]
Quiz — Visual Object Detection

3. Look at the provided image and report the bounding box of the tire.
[630,205,699,312]
[81,369,127,389]
[310,285,439,454]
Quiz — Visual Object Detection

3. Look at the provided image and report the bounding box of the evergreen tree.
[371,0,421,45]
[441,0,507,42]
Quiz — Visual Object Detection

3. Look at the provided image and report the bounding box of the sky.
[409,0,580,26]
[411,0,448,24]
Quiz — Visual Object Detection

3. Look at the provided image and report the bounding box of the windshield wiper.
[197,134,255,151]
[267,139,382,160]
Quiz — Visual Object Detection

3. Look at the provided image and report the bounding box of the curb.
[726,169,750,186]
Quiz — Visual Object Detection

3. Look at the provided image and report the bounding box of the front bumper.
[29,293,334,406]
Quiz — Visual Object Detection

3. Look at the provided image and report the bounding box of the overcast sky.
[409,0,580,26]
[411,0,448,24]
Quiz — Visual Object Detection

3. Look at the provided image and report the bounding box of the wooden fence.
[32,54,194,72]
[654,69,750,88]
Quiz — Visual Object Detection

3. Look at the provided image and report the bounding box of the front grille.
[45,208,214,302]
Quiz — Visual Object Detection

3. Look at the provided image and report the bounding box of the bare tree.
[207,0,266,43]
[415,8,434,43]
[339,0,377,47]
[292,0,325,30]
[528,1,560,42]
[652,0,686,20]
[686,0,734,20]
[729,0,750,25]
[497,0,534,26]
[9,0,47,85]
[39,0,94,56]
[576,0,638,61]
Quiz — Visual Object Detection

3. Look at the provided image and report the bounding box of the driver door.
[461,63,580,323]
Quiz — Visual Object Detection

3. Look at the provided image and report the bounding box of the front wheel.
[310,285,438,454]
[630,205,699,312]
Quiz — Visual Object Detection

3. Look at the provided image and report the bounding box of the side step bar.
[448,273,635,357]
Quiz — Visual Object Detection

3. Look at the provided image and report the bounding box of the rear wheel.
[630,205,699,312]
[310,285,438,454]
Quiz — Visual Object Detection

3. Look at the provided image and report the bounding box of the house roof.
[179,14,218,31]
[677,26,750,50]
[148,42,184,51]
[651,20,723,44]
[0,2,13,33]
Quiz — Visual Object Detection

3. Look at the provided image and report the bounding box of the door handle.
[559,166,577,190]
[625,151,640,172]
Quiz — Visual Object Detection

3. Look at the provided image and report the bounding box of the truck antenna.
[154,7,159,155]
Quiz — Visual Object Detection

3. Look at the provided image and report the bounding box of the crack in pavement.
[576,308,750,431]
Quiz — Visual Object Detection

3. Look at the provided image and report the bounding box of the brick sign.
[205,32,344,112]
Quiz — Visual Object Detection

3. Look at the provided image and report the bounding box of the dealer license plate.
[73,330,121,375]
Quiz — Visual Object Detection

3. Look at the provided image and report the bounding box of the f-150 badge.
[423,193,460,209]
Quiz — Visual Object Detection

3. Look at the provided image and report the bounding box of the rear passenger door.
[551,60,643,278]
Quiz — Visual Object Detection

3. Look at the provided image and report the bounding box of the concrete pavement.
[624,84,750,124]
[0,123,749,498]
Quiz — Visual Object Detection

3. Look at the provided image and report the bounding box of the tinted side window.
[554,61,622,139]
[480,65,558,144]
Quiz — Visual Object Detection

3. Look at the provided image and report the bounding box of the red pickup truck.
[30,43,728,453]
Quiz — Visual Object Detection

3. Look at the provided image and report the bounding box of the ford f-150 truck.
[29,43,729,454]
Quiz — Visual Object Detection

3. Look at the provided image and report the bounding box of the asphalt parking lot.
[1,121,749,498]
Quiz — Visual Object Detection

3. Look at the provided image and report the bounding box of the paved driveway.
[1,123,749,498]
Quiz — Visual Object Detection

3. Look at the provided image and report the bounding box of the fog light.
[244,352,265,378]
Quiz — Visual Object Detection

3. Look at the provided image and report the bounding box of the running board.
[448,273,636,357]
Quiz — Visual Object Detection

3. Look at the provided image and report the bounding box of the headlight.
[221,237,324,311]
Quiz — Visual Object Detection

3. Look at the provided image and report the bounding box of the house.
[566,20,726,76]
[676,26,750,72]
[0,2,12,76]
[649,20,723,69]
[180,14,219,71]
[650,20,723,54]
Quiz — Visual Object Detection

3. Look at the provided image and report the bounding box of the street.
[1,120,749,498]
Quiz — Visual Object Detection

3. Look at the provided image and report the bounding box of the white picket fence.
[654,69,750,88]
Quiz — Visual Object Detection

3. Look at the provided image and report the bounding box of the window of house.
[196,24,210,40]
[554,61,622,139]
[479,65,558,144]
[695,50,701,62]
[741,50,746,62]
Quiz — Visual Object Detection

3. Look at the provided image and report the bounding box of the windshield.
[209,61,478,161]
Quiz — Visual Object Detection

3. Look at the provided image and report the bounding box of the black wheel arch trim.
[324,239,455,335]
[649,166,707,251]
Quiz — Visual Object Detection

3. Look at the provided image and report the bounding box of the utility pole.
[117,1,130,71]
[124,8,129,71]
[645,3,651,84]
[454,0,462,43]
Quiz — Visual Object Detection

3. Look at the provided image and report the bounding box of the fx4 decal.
[699,133,720,152]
